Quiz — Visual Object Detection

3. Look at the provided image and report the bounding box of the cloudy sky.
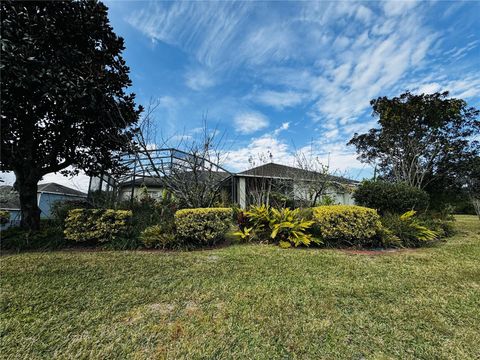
[2,0,479,191]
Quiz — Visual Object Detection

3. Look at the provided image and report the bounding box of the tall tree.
[348,91,479,190]
[0,1,141,230]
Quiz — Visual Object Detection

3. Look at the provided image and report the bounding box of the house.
[0,183,87,228]
[233,163,357,208]
[117,170,232,201]
[0,185,22,228]
[114,162,357,208]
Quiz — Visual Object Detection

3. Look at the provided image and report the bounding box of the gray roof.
[239,163,357,184]
[37,183,87,197]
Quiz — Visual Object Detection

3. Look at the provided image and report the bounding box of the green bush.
[64,209,132,243]
[140,225,177,249]
[269,207,316,248]
[312,205,383,247]
[240,204,272,241]
[381,210,439,247]
[1,222,66,251]
[0,210,10,225]
[353,180,429,214]
[236,205,318,248]
[175,208,232,246]
[51,199,90,227]
[117,190,178,238]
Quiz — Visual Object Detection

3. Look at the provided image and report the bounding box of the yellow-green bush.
[140,225,177,249]
[312,205,383,246]
[236,205,318,248]
[64,209,132,243]
[381,210,439,247]
[175,208,232,246]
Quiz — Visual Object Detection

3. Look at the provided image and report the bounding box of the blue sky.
[2,0,480,191]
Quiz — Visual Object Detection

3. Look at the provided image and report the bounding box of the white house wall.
[293,182,355,205]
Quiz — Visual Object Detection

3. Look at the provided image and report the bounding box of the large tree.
[348,91,479,190]
[1,1,141,230]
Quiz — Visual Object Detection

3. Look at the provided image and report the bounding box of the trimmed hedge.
[64,209,132,243]
[353,180,429,214]
[175,208,232,246]
[312,205,383,246]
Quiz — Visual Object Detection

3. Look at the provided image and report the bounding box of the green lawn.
[1,216,479,359]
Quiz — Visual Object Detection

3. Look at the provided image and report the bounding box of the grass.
[1,215,479,359]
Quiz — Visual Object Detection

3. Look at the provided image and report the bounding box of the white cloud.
[234,112,269,134]
[225,134,294,172]
[127,2,252,67]
[124,0,478,158]
[383,1,418,16]
[355,5,373,24]
[225,133,370,179]
[409,75,480,99]
[185,68,216,90]
[255,90,305,110]
[0,169,90,193]
[273,122,290,136]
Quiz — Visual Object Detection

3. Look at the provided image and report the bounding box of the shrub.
[353,180,429,215]
[241,204,272,241]
[312,205,383,247]
[64,209,132,243]
[117,190,178,238]
[269,207,317,248]
[0,210,10,225]
[51,199,90,227]
[140,225,177,249]
[1,222,66,251]
[381,210,439,247]
[175,208,232,246]
[236,205,318,248]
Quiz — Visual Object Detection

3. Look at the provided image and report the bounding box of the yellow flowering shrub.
[175,208,232,246]
[312,205,383,246]
[64,209,132,242]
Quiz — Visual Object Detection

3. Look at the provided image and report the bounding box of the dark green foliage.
[1,0,141,230]
[348,92,479,191]
[381,211,440,248]
[118,191,178,241]
[0,221,66,251]
[101,235,141,251]
[353,180,429,214]
[51,199,91,228]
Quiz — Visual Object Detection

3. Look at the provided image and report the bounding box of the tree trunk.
[14,170,41,231]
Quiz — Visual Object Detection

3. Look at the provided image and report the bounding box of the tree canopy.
[0,0,142,229]
[348,91,479,190]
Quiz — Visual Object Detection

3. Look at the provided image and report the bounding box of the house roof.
[119,176,164,187]
[239,162,357,184]
[0,183,87,211]
[37,183,87,197]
